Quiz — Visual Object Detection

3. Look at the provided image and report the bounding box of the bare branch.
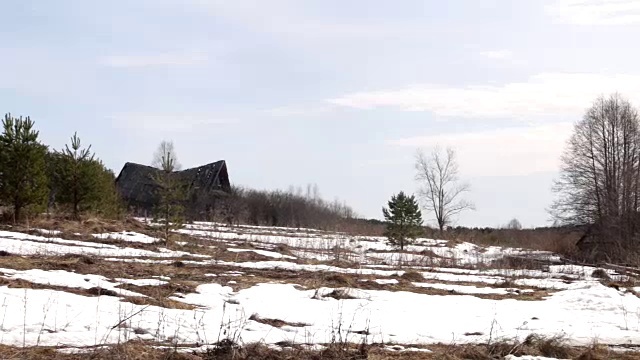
[151,140,181,172]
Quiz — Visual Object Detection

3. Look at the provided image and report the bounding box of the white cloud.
[480,50,512,60]
[388,122,573,177]
[108,113,236,132]
[100,52,208,67]
[546,0,640,25]
[328,72,640,118]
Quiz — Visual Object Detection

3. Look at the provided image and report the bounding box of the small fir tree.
[48,134,122,219]
[92,164,123,219]
[0,114,48,222]
[54,133,100,219]
[151,141,186,243]
[382,191,423,250]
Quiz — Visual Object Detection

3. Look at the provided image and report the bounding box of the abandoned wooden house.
[115,160,231,218]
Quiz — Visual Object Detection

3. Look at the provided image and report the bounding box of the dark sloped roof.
[115,160,230,210]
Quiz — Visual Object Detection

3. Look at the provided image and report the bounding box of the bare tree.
[152,140,181,172]
[219,186,247,227]
[551,94,640,251]
[415,146,474,232]
[505,218,522,230]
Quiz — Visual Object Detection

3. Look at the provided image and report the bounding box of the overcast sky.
[2,0,640,228]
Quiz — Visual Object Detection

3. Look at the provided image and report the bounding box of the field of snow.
[0,219,638,358]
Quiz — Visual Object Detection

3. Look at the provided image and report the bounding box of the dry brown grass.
[0,339,637,360]
[440,227,582,256]
[400,271,425,282]
[248,314,309,328]
[323,273,357,287]
[488,256,549,271]
[124,296,196,310]
[430,335,640,360]
[23,216,147,239]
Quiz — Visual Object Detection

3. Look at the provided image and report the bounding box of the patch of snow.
[0,272,637,348]
[413,282,515,295]
[385,345,432,353]
[0,231,206,258]
[93,232,160,244]
[0,268,145,297]
[227,248,296,260]
[374,279,399,285]
[115,278,168,286]
[505,356,567,360]
[34,229,62,236]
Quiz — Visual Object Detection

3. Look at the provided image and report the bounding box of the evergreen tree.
[0,114,48,222]
[48,133,122,219]
[91,163,123,219]
[151,141,186,242]
[54,133,99,219]
[382,191,423,250]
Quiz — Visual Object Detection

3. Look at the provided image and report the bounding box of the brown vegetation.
[400,271,425,282]
[0,336,639,360]
[248,314,309,328]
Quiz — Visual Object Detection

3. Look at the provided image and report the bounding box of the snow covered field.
[0,220,638,358]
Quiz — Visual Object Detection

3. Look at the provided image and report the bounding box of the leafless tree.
[152,140,181,172]
[219,186,247,227]
[551,94,640,250]
[505,218,522,230]
[415,146,474,232]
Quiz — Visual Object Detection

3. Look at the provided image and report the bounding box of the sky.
[2,0,640,228]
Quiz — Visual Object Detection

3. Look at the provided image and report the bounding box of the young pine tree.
[151,141,186,242]
[92,164,123,219]
[48,133,122,219]
[382,191,423,250]
[54,133,100,219]
[0,114,48,223]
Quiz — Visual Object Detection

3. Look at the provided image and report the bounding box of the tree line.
[0,114,120,222]
[225,185,355,229]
